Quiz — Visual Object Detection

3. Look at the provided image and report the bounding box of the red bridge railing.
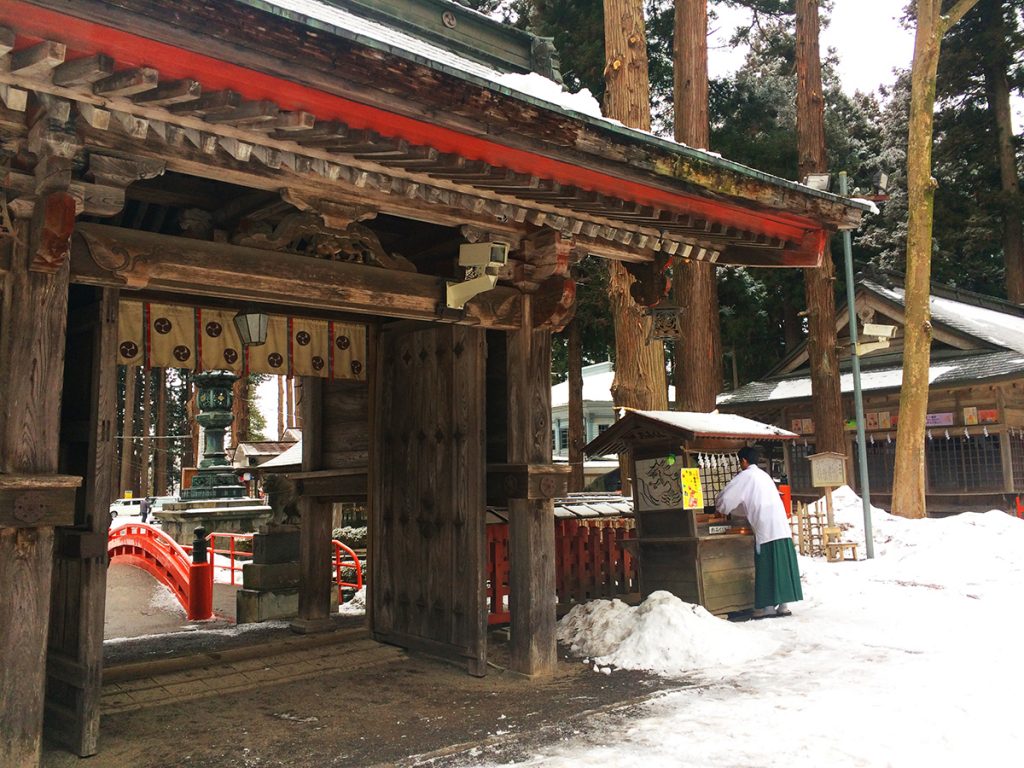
[108,525,364,620]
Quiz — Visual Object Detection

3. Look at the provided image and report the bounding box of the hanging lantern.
[645,302,684,344]
[233,309,269,346]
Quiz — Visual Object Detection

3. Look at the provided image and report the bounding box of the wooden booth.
[0,1,869,763]
[585,411,798,615]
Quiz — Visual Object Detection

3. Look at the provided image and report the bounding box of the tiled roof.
[718,350,1024,407]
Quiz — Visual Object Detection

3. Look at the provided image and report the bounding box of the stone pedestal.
[236,525,301,624]
[156,497,273,546]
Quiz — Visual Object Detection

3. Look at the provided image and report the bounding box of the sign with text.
[680,468,705,510]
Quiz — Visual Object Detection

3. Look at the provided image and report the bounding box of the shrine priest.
[716,446,803,618]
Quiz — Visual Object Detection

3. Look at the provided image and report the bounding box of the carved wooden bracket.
[29,191,76,272]
[624,253,672,308]
[486,463,571,504]
[531,276,576,332]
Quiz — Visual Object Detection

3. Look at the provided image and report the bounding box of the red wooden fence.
[487,518,637,624]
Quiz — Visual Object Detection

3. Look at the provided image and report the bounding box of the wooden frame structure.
[0,1,868,763]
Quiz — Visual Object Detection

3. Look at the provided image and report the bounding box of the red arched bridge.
[107,523,363,620]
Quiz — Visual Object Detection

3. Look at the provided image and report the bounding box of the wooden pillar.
[568,320,585,492]
[293,377,332,632]
[46,286,119,756]
[507,298,557,677]
[0,212,74,765]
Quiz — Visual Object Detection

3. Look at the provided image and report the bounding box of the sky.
[709,1,914,96]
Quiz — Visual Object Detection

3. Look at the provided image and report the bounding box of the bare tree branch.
[941,0,980,33]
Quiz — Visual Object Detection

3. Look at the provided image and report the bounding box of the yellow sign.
[124,490,133,499]
[680,468,705,510]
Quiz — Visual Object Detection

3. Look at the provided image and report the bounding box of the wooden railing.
[487,519,638,624]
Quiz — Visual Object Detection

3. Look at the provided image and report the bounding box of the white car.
[109,497,144,519]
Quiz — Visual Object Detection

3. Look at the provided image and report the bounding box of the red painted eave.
[3,0,831,246]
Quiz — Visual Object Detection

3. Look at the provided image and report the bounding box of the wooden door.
[370,325,487,675]
[46,286,119,756]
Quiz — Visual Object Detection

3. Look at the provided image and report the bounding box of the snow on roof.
[629,410,798,439]
[258,440,303,468]
[719,350,1024,406]
[251,2,871,213]
[866,279,1024,354]
[552,362,676,409]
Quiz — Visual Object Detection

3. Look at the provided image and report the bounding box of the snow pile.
[820,485,1024,595]
[557,591,776,677]
[338,586,367,616]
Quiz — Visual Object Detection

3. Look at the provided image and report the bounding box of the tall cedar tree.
[979,0,1023,302]
[893,0,981,519]
[674,0,722,411]
[603,0,669,427]
[795,0,844,455]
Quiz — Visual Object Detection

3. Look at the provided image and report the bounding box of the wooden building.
[0,0,868,763]
[718,274,1024,512]
[585,410,797,615]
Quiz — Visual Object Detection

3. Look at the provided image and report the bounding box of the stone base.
[242,562,299,590]
[236,587,299,624]
[155,497,272,546]
[253,526,300,563]
[290,616,337,634]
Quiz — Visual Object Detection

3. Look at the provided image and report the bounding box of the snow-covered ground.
[478,488,1024,767]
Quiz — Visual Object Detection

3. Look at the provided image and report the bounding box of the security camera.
[862,323,897,339]
[458,241,508,269]
[446,241,510,310]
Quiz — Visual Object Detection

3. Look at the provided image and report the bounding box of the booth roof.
[585,410,798,457]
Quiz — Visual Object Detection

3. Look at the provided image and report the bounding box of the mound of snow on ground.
[338,586,367,616]
[557,590,777,677]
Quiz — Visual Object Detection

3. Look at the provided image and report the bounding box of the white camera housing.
[458,241,509,270]
[862,323,897,339]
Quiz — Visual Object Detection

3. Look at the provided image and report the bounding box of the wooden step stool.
[824,526,858,562]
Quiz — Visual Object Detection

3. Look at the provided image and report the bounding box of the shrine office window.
[925,433,1003,492]
[788,442,816,491]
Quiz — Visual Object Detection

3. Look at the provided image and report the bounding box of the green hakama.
[754,538,803,609]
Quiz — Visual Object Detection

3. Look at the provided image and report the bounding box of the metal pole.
[839,172,875,558]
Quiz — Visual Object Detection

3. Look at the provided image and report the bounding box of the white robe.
[715,464,791,547]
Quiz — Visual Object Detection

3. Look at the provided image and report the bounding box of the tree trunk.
[188,377,200,468]
[980,0,1024,304]
[139,366,152,497]
[673,0,720,411]
[277,375,286,441]
[603,0,652,133]
[568,320,584,492]
[893,1,945,519]
[118,365,136,497]
[796,0,845,455]
[231,375,248,450]
[604,0,668,492]
[154,367,167,496]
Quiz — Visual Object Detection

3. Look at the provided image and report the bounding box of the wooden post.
[0,216,73,766]
[568,320,584,492]
[293,377,332,632]
[46,286,119,756]
[506,298,557,677]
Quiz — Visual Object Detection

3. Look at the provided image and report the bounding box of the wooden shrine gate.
[372,325,487,671]
[372,324,487,675]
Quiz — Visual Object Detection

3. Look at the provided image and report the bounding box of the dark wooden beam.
[70,223,525,329]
